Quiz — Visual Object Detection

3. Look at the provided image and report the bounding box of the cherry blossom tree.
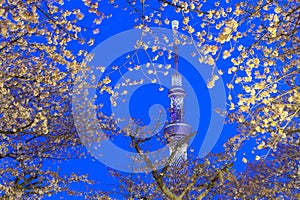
[0,0,115,198]
[1,0,299,199]
[107,0,299,199]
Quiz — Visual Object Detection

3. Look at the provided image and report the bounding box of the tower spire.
[172,20,179,72]
[171,20,183,88]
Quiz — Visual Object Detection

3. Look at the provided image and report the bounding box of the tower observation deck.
[164,20,192,166]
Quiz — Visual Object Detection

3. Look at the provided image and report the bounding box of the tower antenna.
[172,20,179,72]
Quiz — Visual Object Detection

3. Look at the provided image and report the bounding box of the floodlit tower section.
[164,20,192,166]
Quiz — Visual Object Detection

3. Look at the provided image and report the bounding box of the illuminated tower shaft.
[164,20,192,166]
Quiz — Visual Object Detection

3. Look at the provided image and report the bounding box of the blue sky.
[44,1,258,198]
